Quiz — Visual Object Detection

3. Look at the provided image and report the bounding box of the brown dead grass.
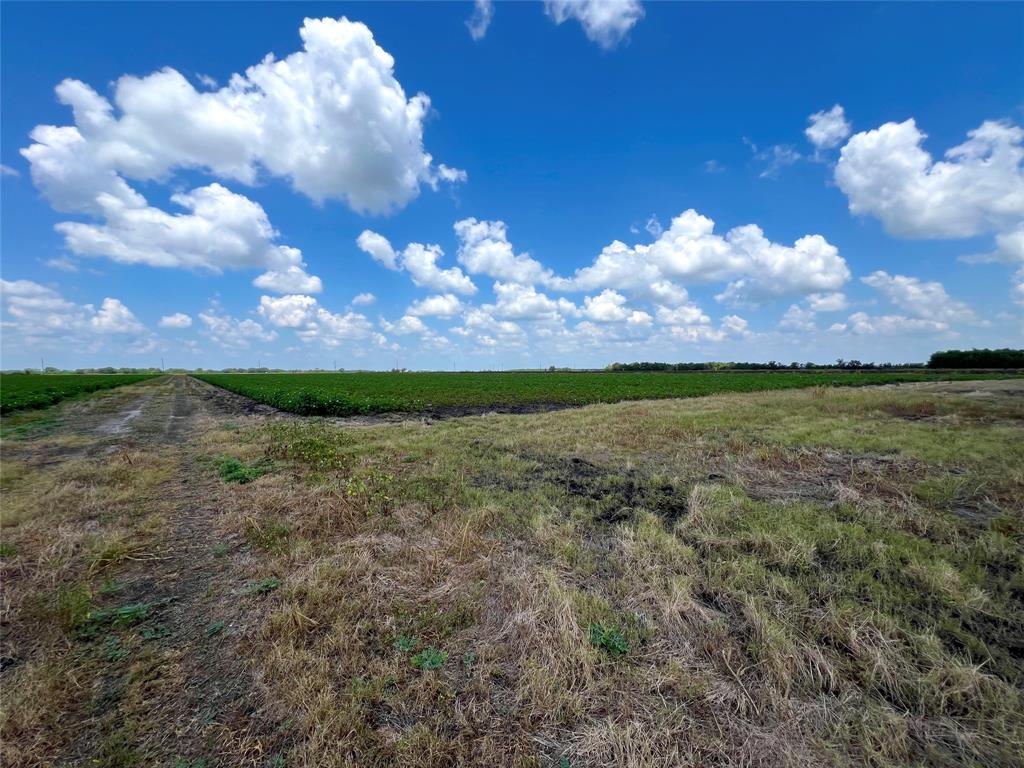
[2,379,1022,767]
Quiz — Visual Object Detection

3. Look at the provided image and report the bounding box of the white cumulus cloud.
[90,298,145,334]
[351,292,376,307]
[1,279,151,350]
[779,304,816,332]
[357,230,477,295]
[490,282,577,322]
[861,271,976,323]
[407,293,463,318]
[257,294,383,349]
[835,118,1024,239]
[806,291,848,312]
[253,265,323,294]
[566,209,849,306]
[199,306,277,349]
[806,104,851,150]
[158,312,193,329]
[24,18,461,214]
[454,218,555,285]
[544,0,644,49]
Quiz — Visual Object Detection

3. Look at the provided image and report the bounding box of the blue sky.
[2,1,1022,370]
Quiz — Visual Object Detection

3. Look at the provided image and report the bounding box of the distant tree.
[928,348,1024,369]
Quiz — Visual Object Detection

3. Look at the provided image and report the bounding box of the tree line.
[926,348,1024,369]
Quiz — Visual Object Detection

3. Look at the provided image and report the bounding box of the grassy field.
[193,370,1016,416]
[0,373,160,414]
[1,376,1021,766]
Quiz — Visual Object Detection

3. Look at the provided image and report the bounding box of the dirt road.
[1,376,290,766]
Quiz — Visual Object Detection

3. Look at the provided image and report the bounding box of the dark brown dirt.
[475,454,690,524]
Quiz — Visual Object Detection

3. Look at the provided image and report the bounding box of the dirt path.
[2,376,290,766]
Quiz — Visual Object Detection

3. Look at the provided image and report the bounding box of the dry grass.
[0,449,177,766]
[182,383,1024,767]
[2,380,1022,767]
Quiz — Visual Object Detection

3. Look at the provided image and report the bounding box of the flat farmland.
[2,375,1023,767]
[0,373,160,414]
[193,370,1013,416]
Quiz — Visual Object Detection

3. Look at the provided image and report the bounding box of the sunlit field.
[193,370,1015,416]
[0,374,159,414]
[2,375,1022,766]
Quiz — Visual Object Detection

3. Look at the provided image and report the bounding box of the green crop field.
[0,373,160,414]
[193,370,1016,416]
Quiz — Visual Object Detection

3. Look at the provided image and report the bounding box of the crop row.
[0,374,160,414]
[192,370,1012,416]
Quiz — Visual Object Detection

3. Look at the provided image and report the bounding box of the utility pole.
[160,357,164,371]
[40,357,44,372]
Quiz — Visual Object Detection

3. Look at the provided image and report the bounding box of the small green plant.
[77,598,172,639]
[411,647,448,671]
[103,636,129,662]
[99,578,126,596]
[588,623,629,656]
[206,620,225,637]
[0,541,17,558]
[141,624,170,641]
[174,759,209,768]
[462,651,476,668]
[215,456,272,484]
[246,577,282,596]
[345,469,395,515]
[243,518,290,551]
[56,583,92,631]
[90,602,151,627]
[394,634,417,653]
[265,756,286,768]
[211,542,231,557]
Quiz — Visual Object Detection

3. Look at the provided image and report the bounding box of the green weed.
[345,469,395,515]
[141,624,170,641]
[588,623,629,656]
[394,634,417,653]
[103,636,129,662]
[243,518,290,551]
[246,577,282,596]
[411,647,448,671]
[215,456,272,484]
[56,583,92,631]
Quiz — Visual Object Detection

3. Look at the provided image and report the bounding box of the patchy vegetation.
[210,379,1023,766]
[2,375,1022,766]
[193,370,1017,416]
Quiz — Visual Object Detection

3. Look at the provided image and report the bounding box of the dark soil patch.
[476,454,689,524]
